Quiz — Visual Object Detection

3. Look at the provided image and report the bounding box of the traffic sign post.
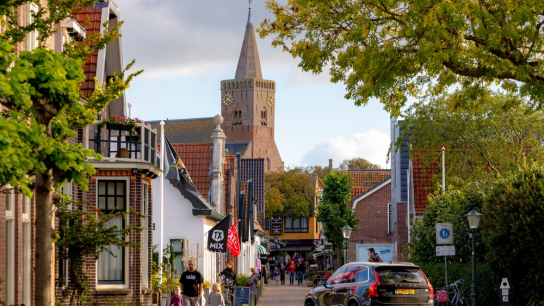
[436,223,454,245]
[436,223,454,294]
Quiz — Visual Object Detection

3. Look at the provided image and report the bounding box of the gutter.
[192,209,224,221]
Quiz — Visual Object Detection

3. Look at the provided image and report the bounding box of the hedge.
[416,262,500,305]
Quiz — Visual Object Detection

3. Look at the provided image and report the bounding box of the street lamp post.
[466,210,482,306]
[341,225,353,265]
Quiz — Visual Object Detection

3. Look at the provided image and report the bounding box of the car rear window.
[376,268,426,285]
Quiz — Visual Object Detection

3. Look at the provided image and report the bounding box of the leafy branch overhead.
[258,0,544,115]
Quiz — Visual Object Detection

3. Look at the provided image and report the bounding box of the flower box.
[106,123,134,131]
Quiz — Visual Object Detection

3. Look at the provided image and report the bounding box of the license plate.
[396,289,415,294]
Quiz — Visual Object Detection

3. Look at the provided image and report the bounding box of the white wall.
[153,179,207,275]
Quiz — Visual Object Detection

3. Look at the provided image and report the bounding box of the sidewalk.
[258,278,310,306]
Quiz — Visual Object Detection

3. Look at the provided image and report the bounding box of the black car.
[305,262,434,306]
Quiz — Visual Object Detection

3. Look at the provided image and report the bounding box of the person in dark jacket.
[279,263,286,285]
[296,259,305,285]
[219,261,237,282]
[248,268,259,306]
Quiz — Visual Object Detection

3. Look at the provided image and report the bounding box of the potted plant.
[96,116,149,133]
[203,281,211,296]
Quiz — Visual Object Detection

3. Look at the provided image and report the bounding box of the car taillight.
[368,270,380,297]
[420,269,434,298]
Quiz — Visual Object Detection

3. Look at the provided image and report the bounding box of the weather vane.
[248,0,252,8]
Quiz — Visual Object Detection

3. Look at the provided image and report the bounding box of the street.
[258,280,310,306]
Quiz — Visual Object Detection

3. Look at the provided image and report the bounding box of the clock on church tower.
[218,3,282,173]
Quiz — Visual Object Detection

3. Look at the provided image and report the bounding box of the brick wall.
[347,181,411,262]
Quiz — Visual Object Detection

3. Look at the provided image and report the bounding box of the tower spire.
[248,0,252,24]
[235,0,262,79]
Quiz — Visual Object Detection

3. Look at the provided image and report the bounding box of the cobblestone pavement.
[258,278,312,306]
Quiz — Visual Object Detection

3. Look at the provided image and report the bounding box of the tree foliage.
[406,185,487,263]
[0,1,141,304]
[397,91,544,185]
[265,168,316,219]
[56,199,144,306]
[258,0,544,115]
[481,167,544,305]
[316,171,358,264]
[342,157,381,170]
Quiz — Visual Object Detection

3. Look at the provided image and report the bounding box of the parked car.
[305,262,434,306]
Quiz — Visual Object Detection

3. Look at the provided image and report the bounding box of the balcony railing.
[89,122,159,168]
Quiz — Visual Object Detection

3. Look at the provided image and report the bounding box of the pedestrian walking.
[248,268,259,306]
[284,252,291,265]
[261,264,268,285]
[280,263,286,285]
[206,283,225,306]
[179,259,204,306]
[288,261,296,285]
[273,267,280,285]
[296,259,305,285]
[170,286,183,306]
[269,256,276,280]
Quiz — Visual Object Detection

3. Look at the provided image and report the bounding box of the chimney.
[328,159,333,171]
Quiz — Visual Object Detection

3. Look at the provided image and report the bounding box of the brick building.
[2,1,159,305]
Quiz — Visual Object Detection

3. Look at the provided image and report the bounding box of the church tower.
[220,4,282,171]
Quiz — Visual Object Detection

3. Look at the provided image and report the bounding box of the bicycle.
[221,278,236,306]
[435,279,468,306]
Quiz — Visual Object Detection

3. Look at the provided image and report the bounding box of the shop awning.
[257,244,268,255]
[279,245,314,252]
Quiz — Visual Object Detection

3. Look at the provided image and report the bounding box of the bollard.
[500,278,511,306]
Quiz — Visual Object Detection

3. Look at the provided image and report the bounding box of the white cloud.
[300,129,391,168]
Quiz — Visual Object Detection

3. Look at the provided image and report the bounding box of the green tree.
[342,157,381,170]
[482,167,544,305]
[0,2,141,304]
[265,168,317,219]
[406,185,487,263]
[258,0,544,115]
[316,171,358,268]
[397,91,544,185]
[55,199,144,306]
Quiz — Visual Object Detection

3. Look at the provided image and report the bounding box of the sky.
[114,0,392,168]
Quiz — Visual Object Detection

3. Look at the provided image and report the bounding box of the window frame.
[27,3,39,51]
[95,177,130,289]
[142,182,150,289]
[5,187,15,304]
[23,195,32,305]
[284,217,309,233]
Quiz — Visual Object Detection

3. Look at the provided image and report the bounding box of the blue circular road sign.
[439,228,450,239]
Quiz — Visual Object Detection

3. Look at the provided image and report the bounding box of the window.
[58,183,73,287]
[327,267,347,285]
[23,196,32,305]
[142,183,150,288]
[5,188,15,304]
[97,180,127,285]
[355,266,370,282]
[284,217,309,233]
[388,203,393,233]
[27,3,39,51]
[170,239,184,277]
[234,110,242,126]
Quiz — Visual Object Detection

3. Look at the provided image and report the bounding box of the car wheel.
[305,300,314,306]
[348,300,358,306]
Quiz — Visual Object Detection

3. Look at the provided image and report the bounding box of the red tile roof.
[412,152,440,215]
[159,144,212,200]
[73,7,103,98]
[340,170,391,198]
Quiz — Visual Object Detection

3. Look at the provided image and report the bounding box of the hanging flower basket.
[97,116,149,132]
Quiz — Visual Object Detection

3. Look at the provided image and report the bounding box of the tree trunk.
[35,169,55,306]
[35,111,55,306]
[335,246,342,270]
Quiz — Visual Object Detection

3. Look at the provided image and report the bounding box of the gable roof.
[351,177,391,209]
[340,169,391,198]
[149,118,215,144]
[412,152,440,215]
[159,143,212,200]
[73,6,102,98]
